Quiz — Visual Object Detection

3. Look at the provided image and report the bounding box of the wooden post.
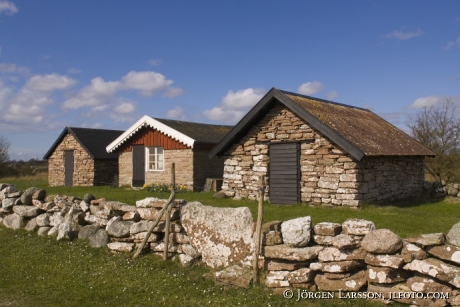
[133,163,176,260]
[252,175,265,285]
[163,163,175,260]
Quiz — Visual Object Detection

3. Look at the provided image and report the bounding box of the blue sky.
[0,0,459,160]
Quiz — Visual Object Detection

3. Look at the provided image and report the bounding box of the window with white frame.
[147,147,164,171]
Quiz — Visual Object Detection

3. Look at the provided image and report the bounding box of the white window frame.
[146,147,164,171]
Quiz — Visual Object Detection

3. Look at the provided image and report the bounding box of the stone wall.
[221,103,425,206]
[2,184,460,305]
[48,134,95,186]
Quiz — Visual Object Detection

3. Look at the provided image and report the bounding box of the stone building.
[209,88,435,206]
[44,127,123,186]
[106,115,232,190]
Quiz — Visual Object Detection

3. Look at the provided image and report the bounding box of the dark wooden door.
[64,150,74,186]
[132,145,145,187]
[269,142,300,204]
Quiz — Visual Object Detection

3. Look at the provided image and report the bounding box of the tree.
[407,98,460,182]
[0,135,11,176]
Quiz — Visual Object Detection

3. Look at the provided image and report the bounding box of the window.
[147,147,164,171]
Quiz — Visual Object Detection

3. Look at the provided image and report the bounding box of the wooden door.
[64,150,74,186]
[268,142,300,204]
[132,145,145,187]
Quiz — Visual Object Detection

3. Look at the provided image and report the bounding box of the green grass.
[0,174,455,306]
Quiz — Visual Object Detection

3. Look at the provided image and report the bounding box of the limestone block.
[406,233,446,247]
[361,229,402,254]
[281,216,312,247]
[366,266,409,283]
[285,268,316,283]
[107,242,134,252]
[3,213,24,229]
[12,205,42,218]
[364,253,405,269]
[403,258,460,287]
[448,223,460,247]
[342,219,375,235]
[427,245,460,265]
[318,247,367,262]
[314,222,342,236]
[401,242,428,263]
[317,260,364,273]
[315,270,366,291]
[263,245,323,261]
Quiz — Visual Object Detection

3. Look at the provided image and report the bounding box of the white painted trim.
[106,115,195,153]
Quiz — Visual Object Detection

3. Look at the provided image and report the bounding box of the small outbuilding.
[106,116,233,190]
[44,127,123,186]
[209,88,435,205]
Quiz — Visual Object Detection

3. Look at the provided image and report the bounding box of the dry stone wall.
[2,183,460,306]
[221,103,425,206]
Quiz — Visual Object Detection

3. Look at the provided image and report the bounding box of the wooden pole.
[133,163,176,260]
[252,175,265,285]
[163,163,175,260]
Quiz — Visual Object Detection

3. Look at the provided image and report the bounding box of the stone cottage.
[106,115,233,190]
[209,88,435,205]
[44,127,124,186]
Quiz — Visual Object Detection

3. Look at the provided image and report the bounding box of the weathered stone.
[130,232,159,243]
[265,271,290,288]
[84,214,108,227]
[427,245,460,265]
[263,245,323,261]
[366,266,409,283]
[317,260,364,273]
[20,187,39,206]
[177,254,199,267]
[136,197,185,209]
[1,185,17,193]
[106,220,134,238]
[150,242,178,253]
[262,259,311,271]
[32,199,54,211]
[285,268,316,283]
[107,242,134,252]
[169,232,189,244]
[361,229,402,254]
[315,270,366,291]
[367,282,412,301]
[79,201,90,212]
[95,208,113,220]
[181,244,201,258]
[89,229,109,248]
[37,226,51,236]
[331,234,362,249]
[24,218,38,232]
[130,220,183,234]
[137,207,180,221]
[181,202,254,268]
[364,253,405,269]
[78,224,100,239]
[401,242,428,263]
[261,220,282,233]
[342,219,375,235]
[448,223,460,247]
[12,205,42,217]
[49,212,65,227]
[263,230,283,246]
[313,234,333,246]
[36,213,52,227]
[47,225,58,236]
[406,233,446,247]
[2,197,15,210]
[323,272,352,280]
[3,213,24,229]
[403,258,460,287]
[31,189,46,201]
[83,194,95,203]
[214,265,253,288]
[318,247,367,262]
[122,211,140,222]
[57,209,79,241]
[407,276,452,294]
[314,222,342,236]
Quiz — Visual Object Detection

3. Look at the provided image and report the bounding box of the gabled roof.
[106,115,233,153]
[209,88,435,161]
[44,127,124,159]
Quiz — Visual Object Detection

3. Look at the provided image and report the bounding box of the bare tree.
[407,98,460,182]
[0,135,11,176]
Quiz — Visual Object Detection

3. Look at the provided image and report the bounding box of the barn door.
[269,142,300,204]
[132,145,145,187]
[64,150,74,186]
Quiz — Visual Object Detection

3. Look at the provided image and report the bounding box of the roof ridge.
[279,89,370,112]
[152,117,233,127]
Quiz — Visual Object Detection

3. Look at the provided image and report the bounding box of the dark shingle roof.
[44,127,124,159]
[153,118,233,144]
[209,88,435,160]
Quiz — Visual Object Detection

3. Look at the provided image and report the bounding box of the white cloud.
[164,87,184,98]
[326,90,338,100]
[62,77,120,109]
[298,81,323,95]
[166,106,187,120]
[0,63,17,73]
[444,36,460,50]
[383,29,423,40]
[25,73,76,92]
[148,58,162,66]
[0,0,18,15]
[409,96,445,109]
[67,67,82,74]
[113,102,136,114]
[121,71,174,96]
[204,88,265,123]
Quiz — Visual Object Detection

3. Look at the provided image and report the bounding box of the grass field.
[0,173,457,306]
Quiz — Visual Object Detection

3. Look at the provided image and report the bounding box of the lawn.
[1,173,457,306]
